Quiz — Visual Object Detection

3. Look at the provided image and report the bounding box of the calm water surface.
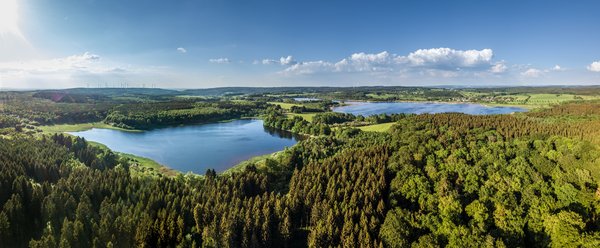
[333,101,526,116]
[293,97,320,102]
[68,119,299,173]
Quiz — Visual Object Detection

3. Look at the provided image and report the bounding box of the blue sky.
[1,0,600,88]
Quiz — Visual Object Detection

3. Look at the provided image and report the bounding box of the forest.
[1,87,600,247]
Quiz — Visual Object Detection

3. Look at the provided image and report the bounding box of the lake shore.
[65,119,299,175]
[37,117,297,178]
[39,122,143,133]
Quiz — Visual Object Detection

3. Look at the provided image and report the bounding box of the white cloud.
[349,51,392,64]
[261,59,278,65]
[209,58,231,64]
[284,51,395,74]
[0,52,101,73]
[588,61,600,72]
[261,55,297,65]
[284,61,334,75]
[552,65,563,71]
[521,68,543,77]
[283,48,495,75]
[334,51,394,72]
[405,48,493,68]
[490,62,507,73]
[279,56,296,65]
[177,47,187,53]
[0,52,171,88]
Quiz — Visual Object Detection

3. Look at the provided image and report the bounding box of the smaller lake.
[333,101,526,116]
[293,97,321,102]
[68,119,300,174]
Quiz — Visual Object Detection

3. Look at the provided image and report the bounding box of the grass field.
[526,94,579,104]
[268,102,302,110]
[119,152,179,178]
[460,91,487,97]
[501,95,531,104]
[358,122,395,132]
[463,92,600,106]
[39,122,140,133]
[366,93,397,99]
[287,113,316,122]
[223,152,279,175]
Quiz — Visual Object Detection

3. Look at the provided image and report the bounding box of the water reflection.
[263,125,308,141]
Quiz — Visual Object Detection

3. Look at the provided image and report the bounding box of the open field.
[366,93,398,100]
[268,102,302,110]
[461,91,600,106]
[223,152,280,175]
[118,152,180,178]
[527,94,583,104]
[499,95,531,104]
[287,113,316,122]
[357,122,395,132]
[39,122,141,133]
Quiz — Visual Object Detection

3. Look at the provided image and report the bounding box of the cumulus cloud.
[261,55,297,65]
[282,48,495,75]
[334,51,394,72]
[284,51,394,74]
[279,56,296,65]
[490,62,507,73]
[405,48,493,68]
[261,59,277,65]
[552,65,563,71]
[177,47,187,53]
[349,51,392,64]
[521,68,543,77]
[284,61,335,74]
[588,61,600,72]
[209,58,231,64]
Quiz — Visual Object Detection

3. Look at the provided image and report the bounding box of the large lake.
[333,101,526,116]
[68,119,299,174]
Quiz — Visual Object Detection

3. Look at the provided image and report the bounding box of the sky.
[1,0,600,89]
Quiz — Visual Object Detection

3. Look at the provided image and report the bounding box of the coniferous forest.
[1,88,600,247]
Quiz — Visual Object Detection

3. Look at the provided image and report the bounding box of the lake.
[68,119,300,174]
[333,101,526,116]
[293,97,320,102]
